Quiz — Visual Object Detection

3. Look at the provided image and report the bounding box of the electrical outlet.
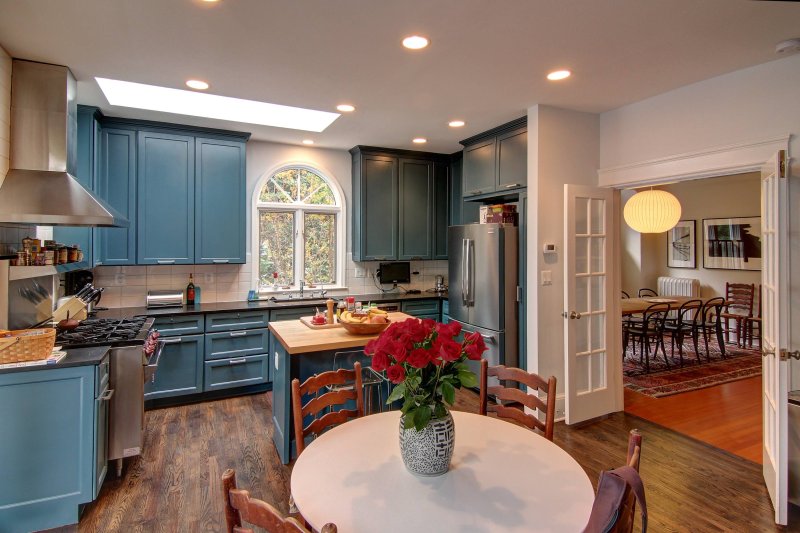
[354,266,366,278]
[115,273,125,286]
[540,270,552,286]
[204,273,215,284]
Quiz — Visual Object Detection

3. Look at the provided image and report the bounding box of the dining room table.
[290,410,596,533]
[621,295,720,316]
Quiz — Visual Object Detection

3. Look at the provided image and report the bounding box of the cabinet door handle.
[100,388,115,401]
[504,183,521,189]
[212,259,230,264]
[228,358,247,365]
[157,260,176,265]
[161,337,183,344]
[229,331,247,337]
[466,189,482,195]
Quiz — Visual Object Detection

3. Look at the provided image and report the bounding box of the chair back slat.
[725,282,755,315]
[638,288,658,298]
[479,359,557,441]
[292,362,364,457]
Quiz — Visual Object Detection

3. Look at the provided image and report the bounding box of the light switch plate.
[354,266,366,278]
[541,270,552,286]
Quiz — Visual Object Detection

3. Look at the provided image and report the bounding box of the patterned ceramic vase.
[398,410,455,476]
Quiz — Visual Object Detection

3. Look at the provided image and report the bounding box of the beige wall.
[0,44,10,186]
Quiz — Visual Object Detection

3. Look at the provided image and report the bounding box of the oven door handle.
[145,338,168,382]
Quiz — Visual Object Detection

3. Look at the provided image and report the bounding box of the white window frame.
[251,163,346,293]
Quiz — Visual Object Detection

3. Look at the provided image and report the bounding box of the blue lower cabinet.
[204,328,269,361]
[205,311,269,333]
[0,365,96,532]
[204,354,269,392]
[153,314,205,336]
[401,299,440,317]
[270,307,316,322]
[414,313,440,321]
[145,334,204,399]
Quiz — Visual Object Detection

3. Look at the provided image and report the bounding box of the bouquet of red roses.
[364,318,488,431]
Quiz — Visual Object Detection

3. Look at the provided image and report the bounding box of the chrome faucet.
[299,279,304,297]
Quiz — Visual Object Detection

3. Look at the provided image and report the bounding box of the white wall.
[527,105,601,417]
[600,53,800,385]
[0,44,10,187]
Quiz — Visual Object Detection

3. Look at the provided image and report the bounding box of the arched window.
[254,166,344,290]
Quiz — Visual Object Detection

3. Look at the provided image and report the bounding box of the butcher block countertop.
[268,312,413,355]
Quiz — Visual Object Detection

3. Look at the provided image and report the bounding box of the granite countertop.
[0,345,110,375]
[95,291,448,319]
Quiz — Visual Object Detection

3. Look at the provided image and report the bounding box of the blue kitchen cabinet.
[95,127,137,265]
[137,130,195,265]
[353,152,398,261]
[401,299,440,317]
[433,161,450,259]
[195,137,246,264]
[0,361,109,532]
[55,106,99,263]
[398,158,433,260]
[144,333,204,399]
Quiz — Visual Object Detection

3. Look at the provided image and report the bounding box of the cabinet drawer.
[144,334,204,399]
[401,300,440,316]
[270,307,316,322]
[204,328,269,361]
[205,310,269,333]
[204,354,269,392]
[152,314,205,336]
[95,353,110,396]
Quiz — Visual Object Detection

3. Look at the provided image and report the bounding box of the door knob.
[562,311,582,319]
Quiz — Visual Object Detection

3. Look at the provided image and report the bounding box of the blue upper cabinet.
[398,158,433,260]
[95,127,137,266]
[195,137,246,264]
[137,131,195,265]
[54,106,98,263]
[460,116,527,200]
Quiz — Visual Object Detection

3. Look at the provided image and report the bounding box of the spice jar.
[67,246,79,263]
[57,246,68,265]
[44,249,55,265]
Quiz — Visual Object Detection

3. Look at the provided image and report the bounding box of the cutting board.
[299,316,343,330]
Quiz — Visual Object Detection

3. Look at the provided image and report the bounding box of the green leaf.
[433,402,448,419]
[414,405,432,431]
[458,369,478,388]
[386,383,406,404]
[441,381,456,405]
[403,410,417,429]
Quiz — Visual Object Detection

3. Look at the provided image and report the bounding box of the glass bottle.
[186,274,196,305]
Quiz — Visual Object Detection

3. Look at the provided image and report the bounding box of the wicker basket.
[0,329,57,364]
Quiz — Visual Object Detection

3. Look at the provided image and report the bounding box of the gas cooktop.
[56,317,152,349]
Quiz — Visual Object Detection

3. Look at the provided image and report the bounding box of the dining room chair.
[291,362,364,457]
[582,429,646,533]
[745,285,762,350]
[330,350,385,415]
[720,282,755,347]
[695,297,726,360]
[624,303,671,373]
[621,290,630,299]
[479,359,557,441]
[221,468,337,533]
[662,299,703,366]
[637,288,658,298]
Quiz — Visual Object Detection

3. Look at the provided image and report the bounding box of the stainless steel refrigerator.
[448,224,518,382]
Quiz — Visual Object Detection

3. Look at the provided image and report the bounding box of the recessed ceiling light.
[412,138,427,144]
[185,79,209,90]
[546,69,571,81]
[336,104,355,112]
[448,120,465,128]
[96,77,340,132]
[302,139,314,145]
[402,35,429,50]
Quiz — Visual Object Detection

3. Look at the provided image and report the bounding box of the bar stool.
[330,350,386,415]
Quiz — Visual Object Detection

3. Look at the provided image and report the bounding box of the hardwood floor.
[624,376,762,463]
[51,389,796,533]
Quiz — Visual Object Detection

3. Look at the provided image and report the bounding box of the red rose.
[372,350,390,372]
[439,338,463,362]
[465,343,482,360]
[465,331,487,353]
[407,348,432,368]
[386,364,406,384]
[436,321,461,339]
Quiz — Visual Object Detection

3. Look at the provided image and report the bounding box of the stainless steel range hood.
[0,60,127,227]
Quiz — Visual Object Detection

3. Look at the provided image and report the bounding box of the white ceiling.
[1,0,798,153]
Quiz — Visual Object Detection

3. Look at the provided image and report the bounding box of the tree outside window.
[257,167,342,290]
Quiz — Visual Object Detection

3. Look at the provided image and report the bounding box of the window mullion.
[296,209,305,286]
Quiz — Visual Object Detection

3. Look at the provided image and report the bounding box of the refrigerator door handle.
[466,239,475,306]
[480,333,495,344]
[461,238,468,306]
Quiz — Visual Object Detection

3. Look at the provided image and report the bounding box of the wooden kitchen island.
[269,312,412,464]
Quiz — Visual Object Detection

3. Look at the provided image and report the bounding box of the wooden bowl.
[340,321,390,336]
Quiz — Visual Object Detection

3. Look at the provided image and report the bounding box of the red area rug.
[623,339,761,398]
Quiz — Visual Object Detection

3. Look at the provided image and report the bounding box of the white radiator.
[657,276,700,297]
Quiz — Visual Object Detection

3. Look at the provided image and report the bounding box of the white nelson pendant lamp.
[623,189,682,233]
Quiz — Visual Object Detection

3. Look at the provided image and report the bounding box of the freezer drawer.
[451,319,509,388]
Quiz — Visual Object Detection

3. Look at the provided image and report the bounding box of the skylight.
[95,77,340,132]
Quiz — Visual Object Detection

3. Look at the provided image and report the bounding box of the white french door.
[761,150,789,525]
[563,185,620,424]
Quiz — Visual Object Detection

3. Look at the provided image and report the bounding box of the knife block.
[53,297,88,323]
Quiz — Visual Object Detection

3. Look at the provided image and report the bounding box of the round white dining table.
[291,410,595,532]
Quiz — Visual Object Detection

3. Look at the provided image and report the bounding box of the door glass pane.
[259,210,295,287]
[576,318,589,354]
[591,314,605,351]
[575,237,589,274]
[304,212,337,284]
[576,354,590,393]
[590,199,605,234]
[591,237,605,273]
[591,352,606,389]
[575,197,589,235]
[590,275,605,312]
[576,276,588,313]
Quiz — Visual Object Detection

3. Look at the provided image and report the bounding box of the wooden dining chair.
[291,362,364,457]
[637,288,658,298]
[222,469,337,533]
[745,285,762,349]
[582,429,645,533]
[720,282,754,347]
[479,359,557,441]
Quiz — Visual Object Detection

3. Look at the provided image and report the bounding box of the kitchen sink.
[267,296,332,305]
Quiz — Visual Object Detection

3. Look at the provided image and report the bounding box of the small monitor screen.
[379,262,411,284]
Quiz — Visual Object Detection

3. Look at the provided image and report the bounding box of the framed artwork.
[702,216,762,271]
[667,220,696,268]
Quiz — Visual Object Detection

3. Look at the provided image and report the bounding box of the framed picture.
[667,220,696,268]
[702,216,762,271]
